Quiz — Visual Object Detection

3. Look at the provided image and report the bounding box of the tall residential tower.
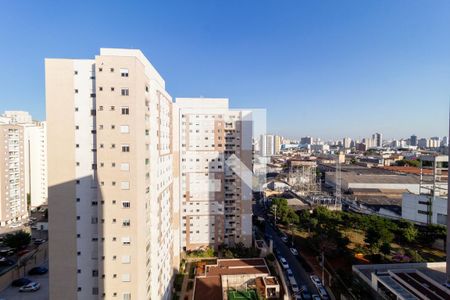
[176,98,253,250]
[46,49,179,300]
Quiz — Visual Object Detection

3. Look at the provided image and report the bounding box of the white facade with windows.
[402,193,447,225]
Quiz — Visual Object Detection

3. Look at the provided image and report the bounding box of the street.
[265,222,317,297]
[254,200,318,298]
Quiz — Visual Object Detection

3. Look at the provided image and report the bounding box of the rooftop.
[193,258,270,300]
[353,262,450,300]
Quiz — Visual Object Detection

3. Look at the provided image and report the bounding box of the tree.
[403,223,418,243]
[365,225,394,253]
[380,242,391,256]
[4,230,31,251]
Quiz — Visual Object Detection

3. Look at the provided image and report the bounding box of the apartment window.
[145,86,149,92]
[75,125,79,130]
[121,107,129,115]
[110,68,114,72]
[99,125,103,130]
[120,68,129,77]
[111,125,115,129]
[110,106,115,111]
[122,219,130,227]
[92,287,99,295]
[92,270,99,277]
[121,145,130,152]
[120,181,130,190]
[121,256,131,264]
[122,201,130,208]
[111,87,115,91]
[75,89,78,93]
[99,87,103,91]
[120,125,129,134]
[121,88,129,96]
[120,163,129,171]
[121,237,131,245]
[75,107,79,112]
[99,67,103,72]
[74,70,78,75]
[121,274,131,282]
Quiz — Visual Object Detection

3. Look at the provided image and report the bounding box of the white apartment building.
[0,123,27,225]
[46,49,179,300]
[176,98,253,250]
[260,134,275,157]
[1,111,48,208]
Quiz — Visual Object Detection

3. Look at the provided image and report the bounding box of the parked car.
[310,275,322,286]
[12,278,32,287]
[0,257,14,266]
[19,282,40,292]
[290,248,299,256]
[28,267,48,275]
[317,286,329,299]
[311,294,321,300]
[279,257,289,269]
[33,239,46,245]
[0,248,14,256]
[286,268,293,277]
[281,236,288,243]
[289,276,299,293]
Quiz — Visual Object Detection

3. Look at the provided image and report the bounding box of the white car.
[286,268,293,277]
[19,282,40,292]
[310,275,322,286]
[289,276,299,293]
[312,294,321,300]
[290,248,299,256]
[279,257,289,269]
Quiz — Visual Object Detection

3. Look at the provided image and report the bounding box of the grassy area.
[228,289,259,300]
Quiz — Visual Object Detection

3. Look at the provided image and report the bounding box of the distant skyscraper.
[418,138,429,148]
[300,136,313,145]
[410,134,418,146]
[274,135,282,154]
[342,137,352,149]
[260,134,275,156]
[372,133,382,148]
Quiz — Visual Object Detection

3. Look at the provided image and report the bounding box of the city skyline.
[0,1,449,139]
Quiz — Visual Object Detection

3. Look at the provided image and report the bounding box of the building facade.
[1,111,48,208]
[46,49,179,300]
[176,98,253,250]
[0,123,27,225]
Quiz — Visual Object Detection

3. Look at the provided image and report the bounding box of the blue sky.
[0,0,449,140]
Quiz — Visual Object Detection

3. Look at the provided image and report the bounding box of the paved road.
[264,223,317,297]
[254,201,318,298]
[0,262,48,300]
